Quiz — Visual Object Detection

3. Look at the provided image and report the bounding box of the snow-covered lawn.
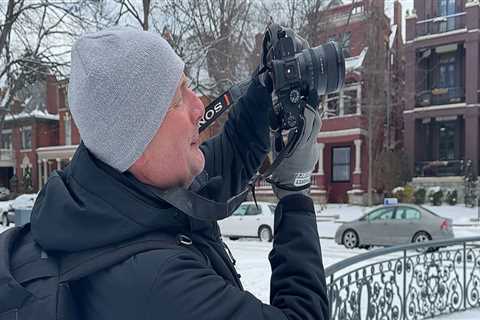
[1,203,480,320]
[435,309,480,320]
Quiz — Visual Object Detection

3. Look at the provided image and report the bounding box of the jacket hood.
[30,143,191,252]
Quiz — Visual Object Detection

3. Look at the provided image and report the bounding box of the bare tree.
[162,0,255,95]
[0,0,107,155]
[362,2,388,205]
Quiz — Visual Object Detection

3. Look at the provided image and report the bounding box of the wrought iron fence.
[326,236,480,320]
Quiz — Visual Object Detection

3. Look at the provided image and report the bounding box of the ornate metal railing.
[326,236,480,320]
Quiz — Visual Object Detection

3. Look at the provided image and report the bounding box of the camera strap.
[198,80,251,133]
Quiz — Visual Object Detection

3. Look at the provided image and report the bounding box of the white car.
[218,201,276,242]
[0,200,12,226]
[3,194,38,226]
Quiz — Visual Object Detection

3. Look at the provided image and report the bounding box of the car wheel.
[1,213,9,226]
[342,230,359,249]
[258,226,272,242]
[412,231,432,251]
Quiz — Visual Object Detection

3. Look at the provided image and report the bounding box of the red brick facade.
[0,76,81,195]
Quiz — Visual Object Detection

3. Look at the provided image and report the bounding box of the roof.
[345,47,368,72]
[5,108,59,122]
[389,24,398,49]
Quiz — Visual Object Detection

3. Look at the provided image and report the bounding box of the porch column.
[56,158,61,170]
[353,139,362,174]
[42,159,48,186]
[465,109,479,176]
[317,143,325,175]
[315,143,326,189]
[37,160,42,188]
[353,139,362,189]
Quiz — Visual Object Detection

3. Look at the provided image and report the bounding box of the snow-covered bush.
[428,187,443,206]
[414,188,426,204]
[446,189,458,206]
[392,187,404,202]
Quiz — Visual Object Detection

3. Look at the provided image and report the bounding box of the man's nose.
[191,94,205,124]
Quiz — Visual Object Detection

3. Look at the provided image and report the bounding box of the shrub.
[392,187,405,202]
[446,189,458,206]
[414,188,426,204]
[428,188,444,206]
[403,185,415,203]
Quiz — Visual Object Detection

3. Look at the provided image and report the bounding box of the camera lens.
[299,41,345,97]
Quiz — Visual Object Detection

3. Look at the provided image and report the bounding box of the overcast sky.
[385,0,414,39]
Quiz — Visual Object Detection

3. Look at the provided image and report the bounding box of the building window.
[439,121,456,160]
[1,130,12,150]
[339,32,352,58]
[438,0,456,31]
[343,87,358,115]
[332,147,351,182]
[64,113,72,145]
[326,92,340,116]
[438,55,456,88]
[21,126,32,150]
[324,85,360,117]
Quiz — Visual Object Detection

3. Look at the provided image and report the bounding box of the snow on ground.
[435,309,480,320]
[225,237,365,302]
[1,203,480,319]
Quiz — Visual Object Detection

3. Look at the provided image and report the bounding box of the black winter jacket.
[30,80,329,320]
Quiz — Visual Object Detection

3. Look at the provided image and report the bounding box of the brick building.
[404,0,480,200]
[0,76,80,194]
[311,0,404,204]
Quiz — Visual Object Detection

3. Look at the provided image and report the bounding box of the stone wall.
[411,176,479,204]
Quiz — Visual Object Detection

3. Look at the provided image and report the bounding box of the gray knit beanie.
[68,27,185,172]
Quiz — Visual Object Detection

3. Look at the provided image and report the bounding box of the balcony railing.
[416,86,465,107]
[0,149,13,161]
[416,12,466,37]
[415,160,464,177]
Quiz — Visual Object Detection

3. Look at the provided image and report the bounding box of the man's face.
[129,74,205,189]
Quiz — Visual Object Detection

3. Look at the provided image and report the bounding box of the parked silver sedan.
[335,204,454,249]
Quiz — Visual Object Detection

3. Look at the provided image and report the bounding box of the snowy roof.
[389,24,398,49]
[5,109,59,122]
[345,47,368,72]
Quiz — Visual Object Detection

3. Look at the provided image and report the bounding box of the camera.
[262,24,346,131]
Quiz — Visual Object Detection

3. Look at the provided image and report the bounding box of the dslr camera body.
[262,23,345,131]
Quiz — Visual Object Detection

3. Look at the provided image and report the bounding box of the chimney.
[394,0,402,31]
[46,74,59,115]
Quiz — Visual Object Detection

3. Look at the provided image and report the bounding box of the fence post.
[329,274,334,320]
[403,249,407,320]
[463,242,467,311]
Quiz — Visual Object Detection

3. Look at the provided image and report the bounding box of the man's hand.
[270,104,321,199]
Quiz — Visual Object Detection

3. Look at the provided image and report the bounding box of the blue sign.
[384,198,398,206]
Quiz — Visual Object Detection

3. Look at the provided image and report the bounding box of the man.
[30,27,328,319]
